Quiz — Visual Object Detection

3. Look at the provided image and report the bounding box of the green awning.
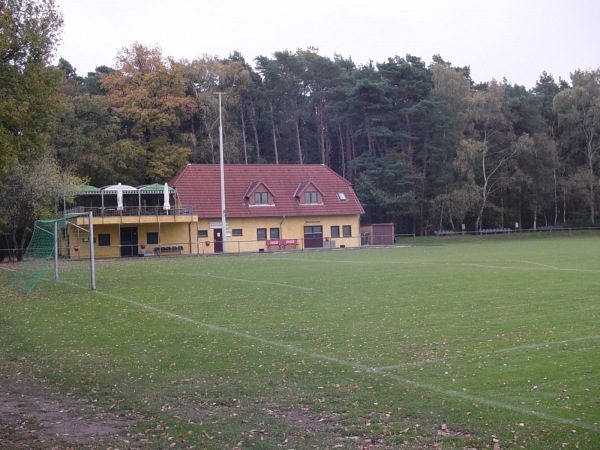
[137,183,174,194]
[75,184,101,194]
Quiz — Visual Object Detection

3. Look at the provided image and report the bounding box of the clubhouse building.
[64,164,364,258]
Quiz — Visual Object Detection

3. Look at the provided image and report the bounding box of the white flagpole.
[54,221,59,280]
[218,92,226,253]
[89,211,96,290]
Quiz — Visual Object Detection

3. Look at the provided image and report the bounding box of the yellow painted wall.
[196,214,361,254]
[64,220,195,259]
[64,225,120,259]
[63,214,360,258]
[150,223,194,254]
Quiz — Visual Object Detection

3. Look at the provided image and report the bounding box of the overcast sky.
[55,0,599,89]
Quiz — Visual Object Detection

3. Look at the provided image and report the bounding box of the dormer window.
[304,191,318,204]
[295,181,323,205]
[245,181,275,206]
[254,191,269,205]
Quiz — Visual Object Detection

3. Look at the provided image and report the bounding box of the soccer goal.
[10,212,96,294]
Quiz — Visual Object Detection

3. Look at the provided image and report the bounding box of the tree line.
[2,0,600,257]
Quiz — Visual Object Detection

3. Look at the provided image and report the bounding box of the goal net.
[10,212,96,294]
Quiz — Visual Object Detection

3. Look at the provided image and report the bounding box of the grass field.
[1,234,599,449]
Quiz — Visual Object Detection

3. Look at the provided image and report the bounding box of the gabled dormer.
[244,181,275,206]
[294,181,324,205]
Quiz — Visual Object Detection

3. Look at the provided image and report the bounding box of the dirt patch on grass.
[265,407,336,433]
[0,372,138,448]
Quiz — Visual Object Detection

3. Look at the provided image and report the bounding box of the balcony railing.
[64,206,194,217]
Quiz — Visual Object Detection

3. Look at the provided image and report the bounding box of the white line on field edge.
[278,256,600,273]
[376,335,600,370]
[78,284,599,434]
[464,263,600,273]
[162,271,318,292]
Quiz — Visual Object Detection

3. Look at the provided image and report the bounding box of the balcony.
[64,205,195,218]
[64,183,197,222]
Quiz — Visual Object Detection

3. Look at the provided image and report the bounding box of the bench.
[266,239,299,251]
[478,228,511,234]
[153,246,184,255]
[434,230,457,236]
[537,225,564,231]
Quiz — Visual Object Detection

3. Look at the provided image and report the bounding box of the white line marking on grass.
[515,260,559,269]
[57,282,600,434]
[280,256,600,273]
[376,335,600,370]
[161,272,318,292]
[463,262,600,273]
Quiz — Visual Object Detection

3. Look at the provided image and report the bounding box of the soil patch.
[0,372,138,448]
[266,407,335,433]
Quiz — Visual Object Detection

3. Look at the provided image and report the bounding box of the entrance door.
[304,225,323,248]
[121,227,138,257]
[213,229,223,253]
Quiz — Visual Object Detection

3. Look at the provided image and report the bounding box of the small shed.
[360,223,395,245]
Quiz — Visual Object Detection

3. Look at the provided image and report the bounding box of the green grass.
[1,235,599,448]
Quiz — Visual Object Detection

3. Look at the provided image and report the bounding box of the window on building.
[343,225,352,237]
[270,228,280,239]
[197,230,208,238]
[336,192,347,201]
[232,229,243,236]
[254,192,269,204]
[98,234,111,247]
[147,232,158,244]
[304,191,318,204]
[257,228,267,240]
[331,226,340,238]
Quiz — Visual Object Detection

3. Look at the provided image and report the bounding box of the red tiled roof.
[170,164,364,218]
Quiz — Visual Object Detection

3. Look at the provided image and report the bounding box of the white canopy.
[101,184,138,193]
[163,182,171,211]
[100,184,138,210]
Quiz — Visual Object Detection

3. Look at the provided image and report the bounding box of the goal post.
[10,211,96,294]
